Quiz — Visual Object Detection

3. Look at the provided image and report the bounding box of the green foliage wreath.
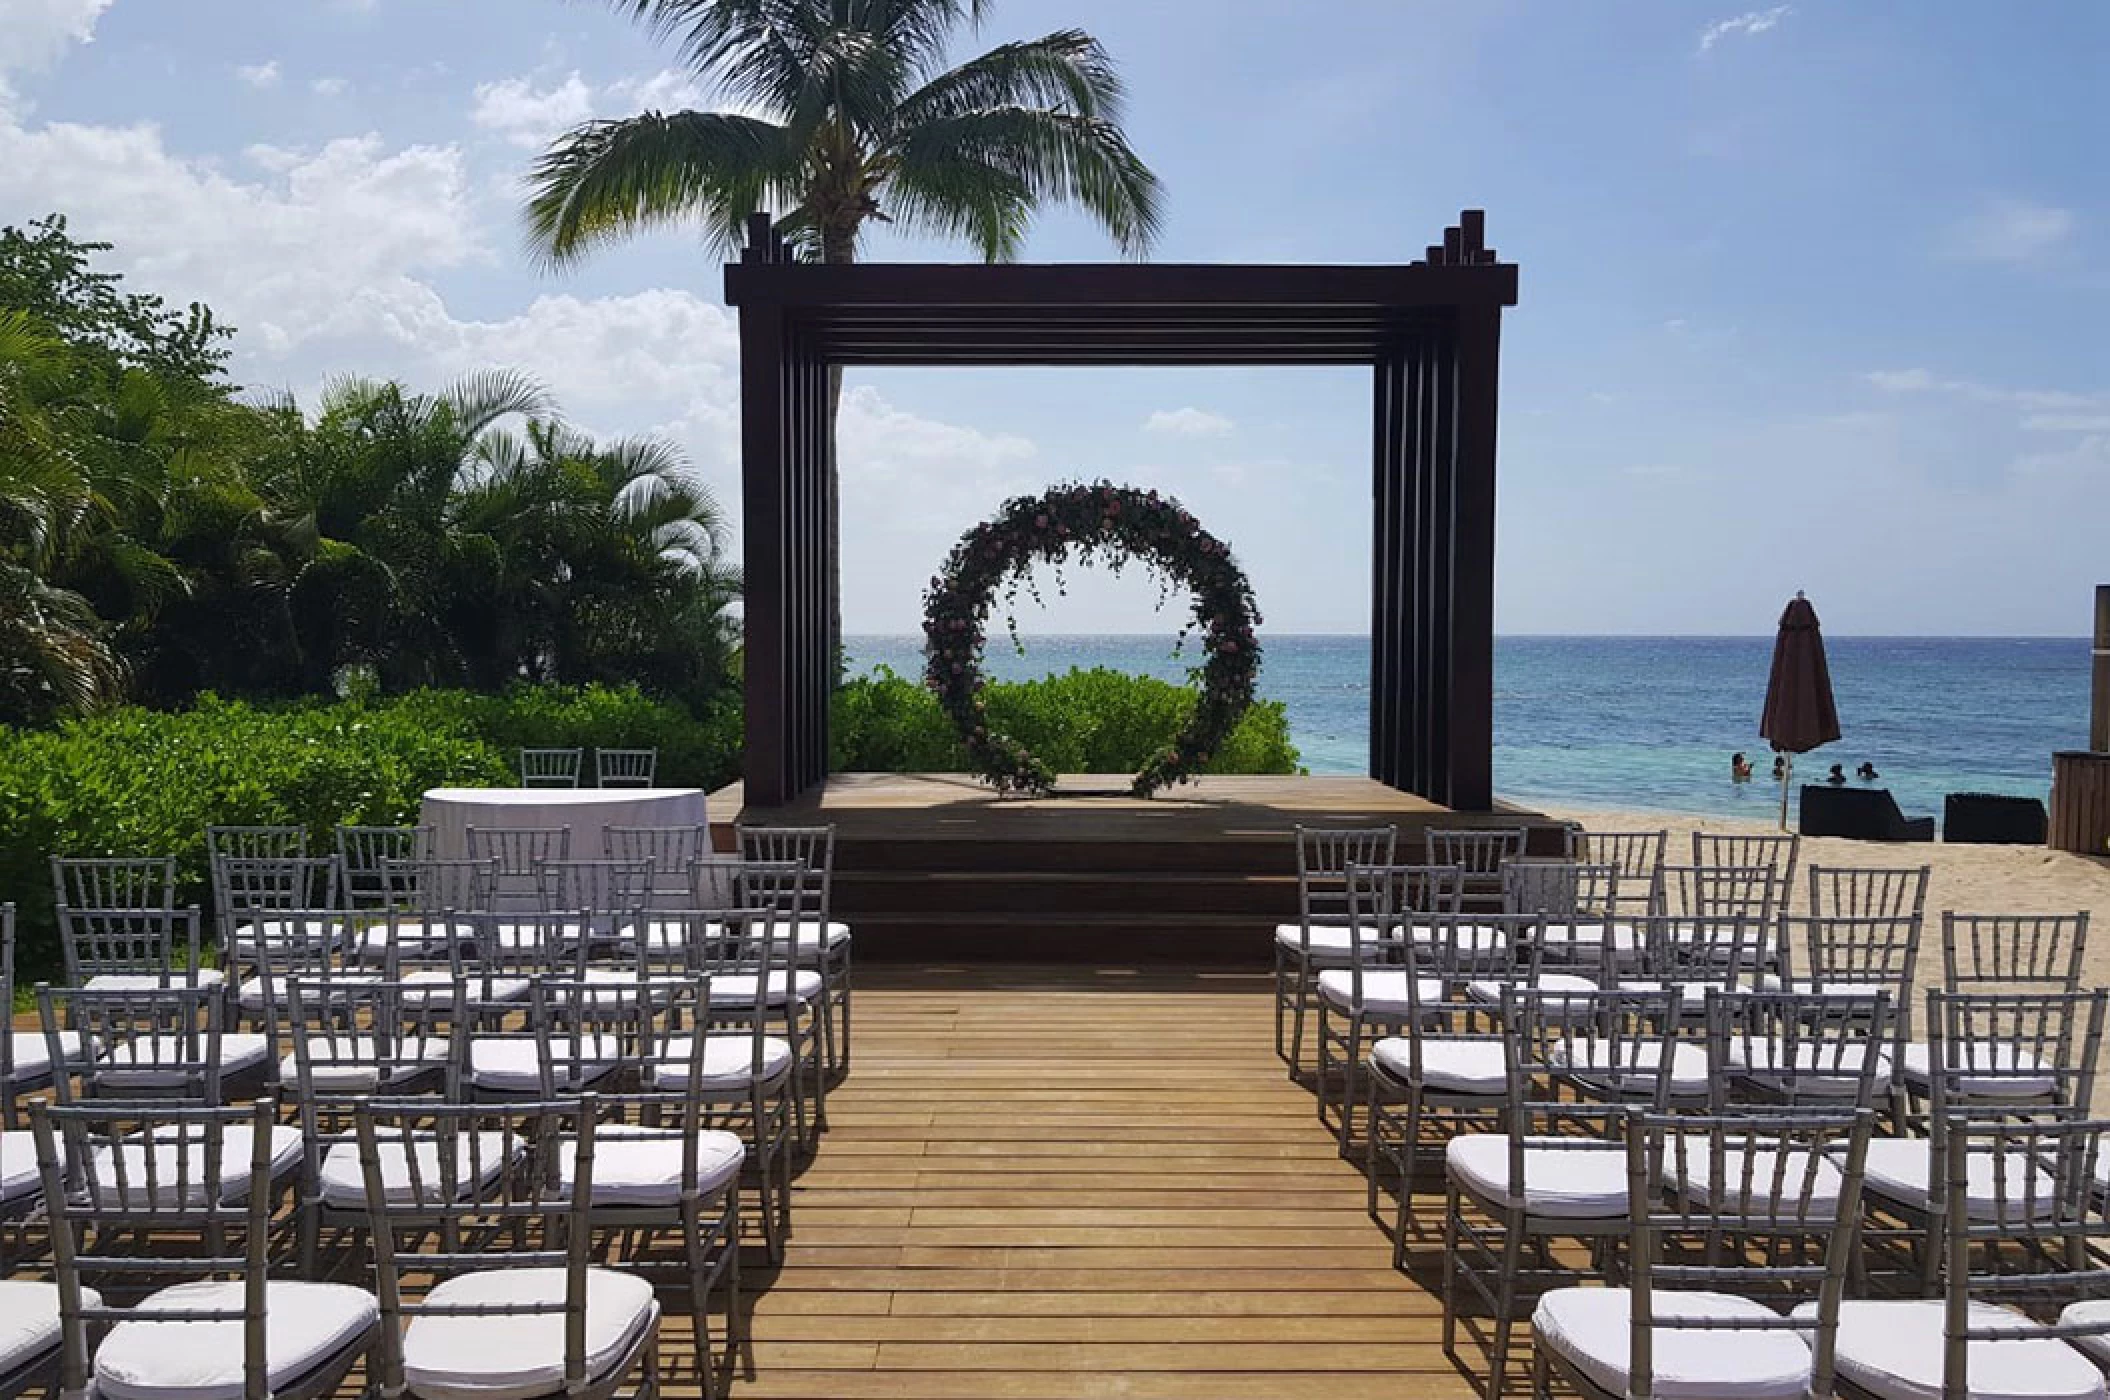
[922,482,1262,797]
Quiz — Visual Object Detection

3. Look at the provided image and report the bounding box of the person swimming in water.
[1826,763,1848,785]
[1856,761,1879,781]
[1731,752,1754,781]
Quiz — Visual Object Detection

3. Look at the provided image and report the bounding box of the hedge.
[832,665,1302,778]
[0,685,739,979]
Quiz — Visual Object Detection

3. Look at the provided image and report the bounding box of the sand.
[1534,800,2110,987]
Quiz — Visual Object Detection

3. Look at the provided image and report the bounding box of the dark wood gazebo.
[726,209,1518,810]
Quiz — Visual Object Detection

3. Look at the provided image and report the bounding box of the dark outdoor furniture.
[1799,785,1935,842]
[1943,792,2047,845]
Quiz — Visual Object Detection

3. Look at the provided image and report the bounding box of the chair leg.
[1288,962,1312,1078]
[683,1199,719,1400]
[1392,1094,1427,1271]
[1334,1019,1364,1156]
[1441,1181,1463,1357]
[1486,1221,1526,1400]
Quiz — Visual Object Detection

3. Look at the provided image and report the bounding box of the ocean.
[842,634,2093,822]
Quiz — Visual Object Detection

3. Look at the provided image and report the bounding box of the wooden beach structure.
[2051,583,2110,855]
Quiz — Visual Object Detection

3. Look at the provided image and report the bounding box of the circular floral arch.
[922,481,1261,797]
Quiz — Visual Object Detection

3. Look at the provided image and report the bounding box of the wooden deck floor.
[740,966,1471,1398]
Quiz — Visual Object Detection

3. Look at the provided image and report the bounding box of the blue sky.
[3,0,2105,636]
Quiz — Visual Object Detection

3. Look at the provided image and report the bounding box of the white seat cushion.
[1617,978,1718,1012]
[468,1035,626,1092]
[698,919,850,953]
[97,1034,269,1089]
[1860,1138,2062,1219]
[2055,1301,2110,1366]
[1407,922,1512,953]
[1536,1287,1811,1400]
[1759,974,1893,1000]
[357,918,475,961]
[489,919,593,950]
[1445,1134,1629,1218]
[83,970,226,993]
[94,1280,377,1400]
[0,1279,99,1378]
[318,1130,513,1208]
[557,1128,744,1205]
[1315,969,1443,1017]
[1669,1137,1848,1214]
[1898,1041,2059,1099]
[400,969,531,1006]
[237,971,380,1012]
[1370,1037,1506,1095]
[284,1035,452,1093]
[1272,923,1376,963]
[1538,921,1641,955]
[0,1132,41,1204]
[1554,1041,1712,1097]
[7,1029,95,1083]
[648,1034,794,1092]
[88,1124,302,1206]
[1724,1037,1892,1097]
[1803,1298,2105,1400]
[1466,972,1597,1006]
[403,1267,659,1400]
[708,970,823,1008]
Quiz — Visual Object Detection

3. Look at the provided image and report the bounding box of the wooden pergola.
[725,209,1519,810]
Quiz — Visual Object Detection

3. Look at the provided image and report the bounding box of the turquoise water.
[842,634,2093,821]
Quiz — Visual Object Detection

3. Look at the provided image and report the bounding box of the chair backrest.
[246,908,361,1052]
[213,856,343,961]
[533,859,653,921]
[1499,861,1618,920]
[353,1097,616,1400]
[51,855,176,912]
[1341,866,1527,1006]
[595,747,658,788]
[1792,914,1924,1023]
[1504,986,1681,1122]
[1942,912,2090,992]
[1292,826,1398,925]
[335,825,435,908]
[1624,912,1769,992]
[383,857,500,917]
[1627,1108,1873,1400]
[286,974,463,1104]
[57,905,203,985]
[518,747,583,788]
[1703,989,1893,1110]
[1576,829,1667,884]
[31,1097,287,1400]
[1923,989,2106,1119]
[739,824,836,912]
[1692,831,1798,910]
[205,824,308,862]
[1425,827,1524,877]
[38,982,227,1103]
[0,902,18,1096]
[688,857,818,929]
[1930,1116,2110,1399]
[605,824,709,870]
[1660,863,1778,926]
[468,825,573,881]
[1807,863,1930,922]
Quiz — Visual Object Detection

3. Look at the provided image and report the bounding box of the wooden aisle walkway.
[738,966,1473,1398]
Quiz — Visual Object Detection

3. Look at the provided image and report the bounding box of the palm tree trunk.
[821,226,854,678]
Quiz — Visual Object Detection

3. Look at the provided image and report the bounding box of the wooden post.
[2092,584,2110,752]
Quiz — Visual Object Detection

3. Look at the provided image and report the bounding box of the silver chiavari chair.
[334,824,434,912]
[3,902,95,1130]
[517,746,583,788]
[205,823,308,862]
[693,859,828,1151]
[1776,913,1925,1127]
[605,824,711,911]
[1941,911,2090,993]
[1273,825,1399,1075]
[213,856,346,1012]
[738,824,853,1080]
[1427,827,1527,909]
[1807,863,1931,923]
[466,825,572,912]
[594,747,659,788]
[30,1097,379,1400]
[1707,989,1894,1112]
[1502,860,1629,971]
[38,982,272,1106]
[1575,828,1668,913]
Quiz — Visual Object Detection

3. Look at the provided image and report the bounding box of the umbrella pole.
[1778,753,1792,832]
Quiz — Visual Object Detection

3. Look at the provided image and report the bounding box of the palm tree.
[524,0,1164,644]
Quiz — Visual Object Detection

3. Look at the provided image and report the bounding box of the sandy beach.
[1534,799,2110,986]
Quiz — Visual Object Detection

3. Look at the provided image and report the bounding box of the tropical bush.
[832,666,1301,780]
[0,684,740,978]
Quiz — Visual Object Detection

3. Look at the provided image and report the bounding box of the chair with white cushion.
[738,825,854,1081]
[648,907,799,1262]
[528,857,653,955]
[1775,913,1926,1127]
[285,974,467,1273]
[1822,1114,2110,1400]
[241,909,370,1087]
[1575,829,1668,913]
[518,746,583,788]
[466,976,640,1101]
[1706,989,1894,1111]
[1615,912,1769,1023]
[1273,826,1400,1074]
[584,977,744,1397]
[691,859,829,1150]
[1444,986,1680,1400]
[604,824,710,911]
[38,983,272,1108]
[334,824,434,912]
[1942,912,2090,994]
[359,857,499,970]
[1502,861,1631,971]
[467,825,573,913]
[1533,1105,1874,1400]
[1808,864,1930,923]
[1864,988,2106,1294]
[594,747,659,788]
[1429,827,1527,910]
[213,857,346,1011]
[4,903,98,1129]
[30,1097,379,1400]
[352,1095,663,1400]
[58,905,222,997]
[1314,864,1478,1152]
[51,855,177,914]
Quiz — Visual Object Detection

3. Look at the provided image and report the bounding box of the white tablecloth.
[419,787,709,862]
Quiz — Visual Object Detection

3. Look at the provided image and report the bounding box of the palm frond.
[892,30,1123,128]
[443,369,551,440]
[893,106,1163,257]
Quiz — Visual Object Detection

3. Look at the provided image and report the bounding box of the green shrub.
[0,684,741,980]
[831,666,1301,778]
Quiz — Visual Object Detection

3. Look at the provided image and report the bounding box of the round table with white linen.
[419,787,709,861]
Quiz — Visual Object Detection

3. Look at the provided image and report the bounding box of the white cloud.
[1939,197,2076,264]
[236,59,281,89]
[311,76,350,98]
[1865,368,1935,392]
[0,0,112,107]
[470,71,595,149]
[1697,6,1792,53]
[607,68,708,114]
[1143,407,1235,438]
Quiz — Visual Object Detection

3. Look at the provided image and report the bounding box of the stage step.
[837,870,1295,918]
[837,911,1279,965]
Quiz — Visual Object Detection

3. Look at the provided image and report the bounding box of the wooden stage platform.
[710,774,1562,965]
[734,965,1476,1398]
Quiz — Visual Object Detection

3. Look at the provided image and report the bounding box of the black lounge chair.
[1943,792,2046,845]
[1799,784,1935,842]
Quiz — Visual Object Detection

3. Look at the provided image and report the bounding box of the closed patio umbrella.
[1760,591,1841,830]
